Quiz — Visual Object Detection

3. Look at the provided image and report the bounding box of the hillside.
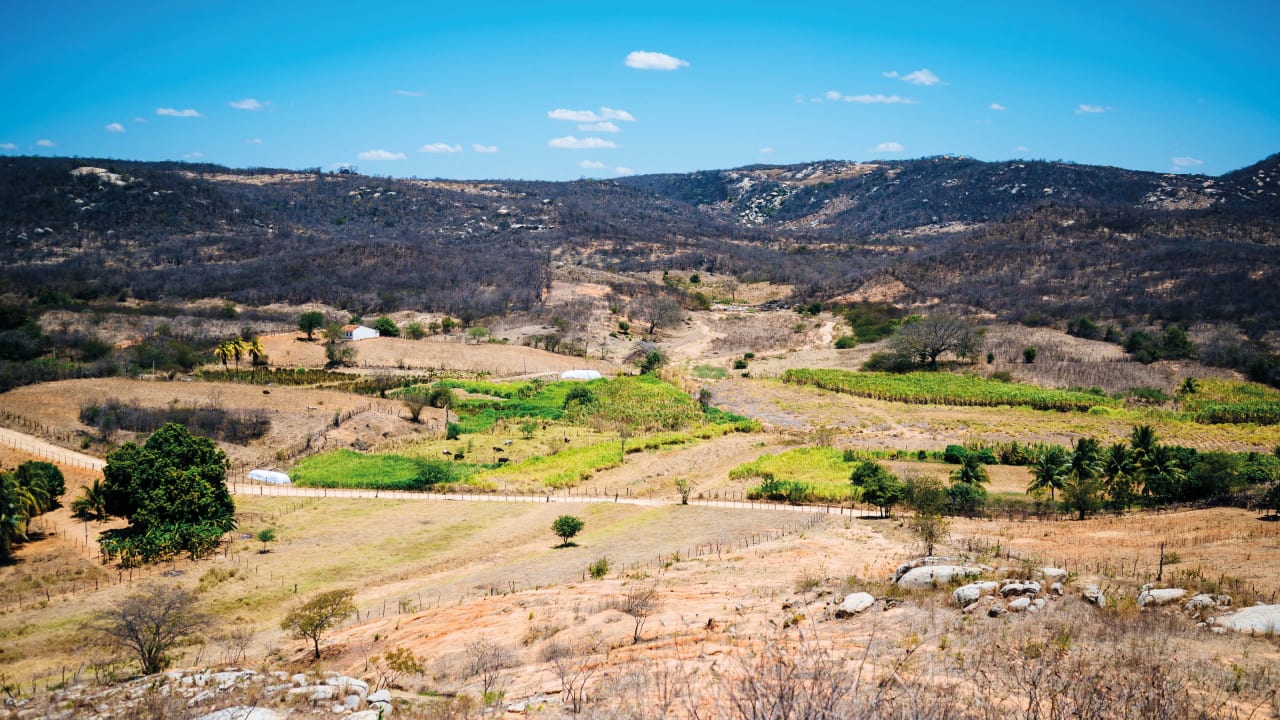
[2,153,1279,331]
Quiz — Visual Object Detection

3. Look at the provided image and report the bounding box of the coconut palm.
[0,472,34,557]
[213,341,233,369]
[1141,444,1186,502]
[227,337,248,371]
[245,337,265,367]
[72,478,111,522]
[1102,442,1136,510]
[1028,444,1070,502]
[1069,437,1103,483]
[949,453,990,486]
[1129,425,1159,469]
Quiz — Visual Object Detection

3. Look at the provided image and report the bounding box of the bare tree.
[95,584,210,675]
[544,633,607,715]
[282,588,357,660]
[889,314,983,367]
[611,584,663,644]
[633,296,683,337]
[464,637,515,696]
[909,513,950,557]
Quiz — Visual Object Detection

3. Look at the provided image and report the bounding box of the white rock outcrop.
[952,581,999,606]
[895,565,982,589]
[1211,604,1280,634]
[1136,588,1186,607]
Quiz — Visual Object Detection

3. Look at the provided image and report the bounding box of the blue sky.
[2,1,1277,180]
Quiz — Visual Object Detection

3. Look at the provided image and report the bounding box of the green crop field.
[1181,378,1280,425]
[782,368,1120,412]
[290,449,466,490]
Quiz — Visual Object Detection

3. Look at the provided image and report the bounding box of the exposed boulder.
[953,581,999,606]
[1007,597,1032,612]
[896,565,982,589]
[834,592,875,617]
[999,580,1042,597]
[1211,604,1280,634]
[193,708,281,720]
[1136,587,1186,607]
[1039,568,1068,582]
[1083,584,1106,607]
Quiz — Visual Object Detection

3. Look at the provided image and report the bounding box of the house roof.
[341,324,362,331]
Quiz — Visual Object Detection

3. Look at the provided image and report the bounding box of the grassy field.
[1180,378,1280,425]
[290,449,467,490]
[783,368,1122,411]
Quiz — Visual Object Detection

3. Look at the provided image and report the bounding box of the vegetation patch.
[291,449,463,490]
[1180,378,1280,425]
[783,368,1121,412]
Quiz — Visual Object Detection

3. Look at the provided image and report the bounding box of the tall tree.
[1028,445,1070,502]
[950,453,990,486]
[298,311,325,341]
[1102,442,1136,510]
[282,588,357,660]
[96,584,209,674]
[99,423,236,565]
[889,314,983,367]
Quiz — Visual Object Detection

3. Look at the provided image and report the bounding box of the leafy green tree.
[674,477,692,505]
[910,513,949,556]
[950,453,990,486]
[850,461,905,516]
[298,311,325,340]
[0,473,37,558]
[373,315,400,337]
[1263,483,1280,518]
[1022,346,1037,364]
[322,324,357,367]
[947,482,987,516]
[99,423,236,565]
[1028,445,1070,502]
[256,527,277,553]
[551,515,584,547]
[282,588,357,660]
[403,321,426,340]
[903,474,948,514]
[1140,445,1187,503]
[467,326,489,343]
[1069,437,1103,486]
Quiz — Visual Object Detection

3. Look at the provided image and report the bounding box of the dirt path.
[0,427,104,472]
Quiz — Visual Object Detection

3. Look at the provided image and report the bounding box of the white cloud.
[1172,156,1203,167]
[183,152,203,159]
[1015,145,1031,152]
[759,147,775,154]
[578,121,620,133]
[549,136,619,150]
[1075,104,1106,114]
[0,143,18,151]
[358,149,406,161]
[133,117,147,123]
[419,143,463,153]
[989,103,1007,111]
[870,141,904,153]
[105,122,125,133]
[228,98,264,111]
[882,71,899,79]
[245,138,263,144]
[36,139,56,147]
[844,93,917,105]
[549,107,636,123]
[578,160,606,169]
[472,144,499,153]
[900,68,941,86]
[156,107,202,117]
[392,89,424,97]
[615,167,635,176]
[625,50,689,71]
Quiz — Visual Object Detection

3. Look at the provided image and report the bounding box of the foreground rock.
[1136,587,1186,607]
[1211,604,1280,634]
[834,592,876,617]
[896,565,983,589]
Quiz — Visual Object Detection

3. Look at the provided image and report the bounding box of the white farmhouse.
[342,324,380,341]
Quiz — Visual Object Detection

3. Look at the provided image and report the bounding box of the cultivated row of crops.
[1181,378,1280,426]
[782,368,1120,412]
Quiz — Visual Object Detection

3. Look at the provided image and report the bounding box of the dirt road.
[0,427,105,471]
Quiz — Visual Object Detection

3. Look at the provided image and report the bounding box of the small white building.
[342,324,380,341]
[247,469,291,485]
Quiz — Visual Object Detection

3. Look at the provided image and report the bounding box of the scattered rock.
[1083,584,1106,607]
[1210,604,1280,634]
[1185,594,1216,613]
[1032,598,1047,611]
[834,592,875,617]
[1007,597,1032,613]
[1039,567,1068,582]
[341,712,382,720]
[1050,582,1064,596]
[895,565,982,589]
[987,605,1007,618]
[999,580,1041,597]
[952,581,999,606]
[1136,588,1186,607]
[367,689,392,705]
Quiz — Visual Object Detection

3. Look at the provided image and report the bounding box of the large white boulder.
[895,565,982,589]
[1039,568,1068,582]
[1136,588,1186,607]
[999,580,1042,597]
[1007,597,1032,613]
[1083,584,1106,607]
[834,592,875,617]
[1211,604,1280,634]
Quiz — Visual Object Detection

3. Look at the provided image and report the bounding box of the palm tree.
[1028,445,1070,502]
[1069,437,1103,484]
[950,453,990,486]
[1129,425,1159,469]
[213,341,233,369]
[227,337,248,371]
[1141,444,1186,502]
[72,478,110,522]
[245,337,265,367]
[0,473,34,557]
[1102,442,1136,510]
